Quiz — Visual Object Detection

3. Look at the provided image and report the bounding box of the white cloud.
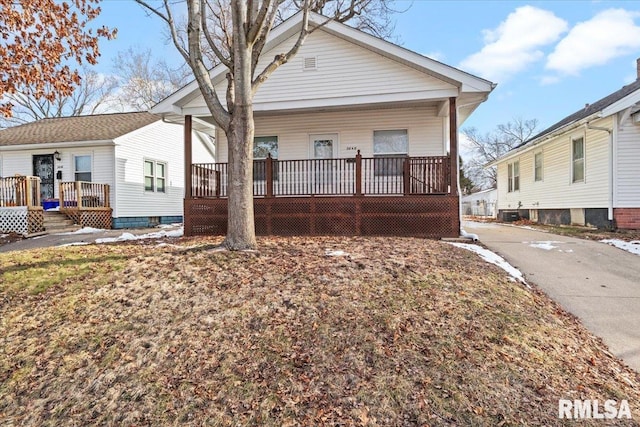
[546,9,640,75]
[539,75,561,86]
[459,6,568,82]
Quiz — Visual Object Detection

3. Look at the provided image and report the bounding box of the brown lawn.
[1,236,639,426]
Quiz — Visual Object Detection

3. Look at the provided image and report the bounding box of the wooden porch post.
[25,177,33,207]
[449,97,459,196]
[266,154,274,198]
[184,115,193,199]
[403,157,411,195]
[75,181,83,208]
[355,150,362,196]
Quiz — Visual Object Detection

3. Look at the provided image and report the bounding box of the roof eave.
[0,139,115,151]
[487,111,603,167]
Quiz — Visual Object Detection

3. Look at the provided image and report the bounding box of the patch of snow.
[57,227,105,235]
[326,249,349,257]
[503,223,548,232]
[528,241,561,251]
[95,227,184,244]
[600,239,640,256]
[447,242,529,287]
[45,206,60,211]
[0,234,7,238]
[460,229,479,241]
[158,223,183,229]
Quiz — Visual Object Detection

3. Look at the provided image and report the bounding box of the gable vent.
[303,56,317,71]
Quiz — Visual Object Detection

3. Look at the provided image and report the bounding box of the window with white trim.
[74,155,92,182]
[374,129,408,176]
[253,136,278,181]
[572,136,584,183]
[534,152,543,182]
[507,160,520,192]
[144,160,167,193]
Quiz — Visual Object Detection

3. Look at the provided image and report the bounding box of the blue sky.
[93,0,640,136]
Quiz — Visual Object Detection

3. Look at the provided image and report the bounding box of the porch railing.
[59,181,110,208]
[0,176,41,207]
[191,153,450,198]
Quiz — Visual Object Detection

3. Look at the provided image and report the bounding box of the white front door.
[309,134,338,191]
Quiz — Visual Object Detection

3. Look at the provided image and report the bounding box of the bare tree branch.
[462,118,539,189]
[0,68,118,128]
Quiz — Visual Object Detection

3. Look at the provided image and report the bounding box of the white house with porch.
[0,112,214,233]
[152,12,495,238]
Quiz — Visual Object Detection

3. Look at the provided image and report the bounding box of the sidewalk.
[0,225,183,253]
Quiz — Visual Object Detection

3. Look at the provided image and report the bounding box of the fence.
[0,176,41,207]
[191,153,450,198]
[59,181,110,208]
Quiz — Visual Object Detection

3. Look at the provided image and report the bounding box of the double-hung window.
[373,129,408,176]
[507,160,520,192]
[534,152,543,182]
[253,136,278,181]
[74,155,92,182]
[572,136,584,183]
[145,160,167,193]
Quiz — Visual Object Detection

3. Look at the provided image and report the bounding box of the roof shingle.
[516,78,640,150]
[0,112,160,146]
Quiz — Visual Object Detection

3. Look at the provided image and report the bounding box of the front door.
[33,154,55,201]
[310,134,338,190]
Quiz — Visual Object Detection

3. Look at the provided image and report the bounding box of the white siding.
[0,145,115,201]
[615,114,640,207]
[183,30,455,110]
[216,106,445,162]
[497,117,612,210]
[114,121,215,218]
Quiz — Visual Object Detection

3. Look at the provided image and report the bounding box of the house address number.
[346,146,358,151]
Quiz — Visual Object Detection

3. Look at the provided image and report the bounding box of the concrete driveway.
[464,221,640,372]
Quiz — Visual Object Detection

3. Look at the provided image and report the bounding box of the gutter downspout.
[586,122,614,223]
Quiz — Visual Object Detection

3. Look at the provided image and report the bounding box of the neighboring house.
[491,62,640,230]
[151,12,495,238]
[461,188,497,217]
[0,112,215,230]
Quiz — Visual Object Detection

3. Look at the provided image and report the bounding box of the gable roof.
[0,112,160,146]
[527,79,640,146]
[152,11,495,116]
[490,78,640,166]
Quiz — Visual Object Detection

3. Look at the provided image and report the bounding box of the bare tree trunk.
[224,0,257,250]
[225,110,257,250]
